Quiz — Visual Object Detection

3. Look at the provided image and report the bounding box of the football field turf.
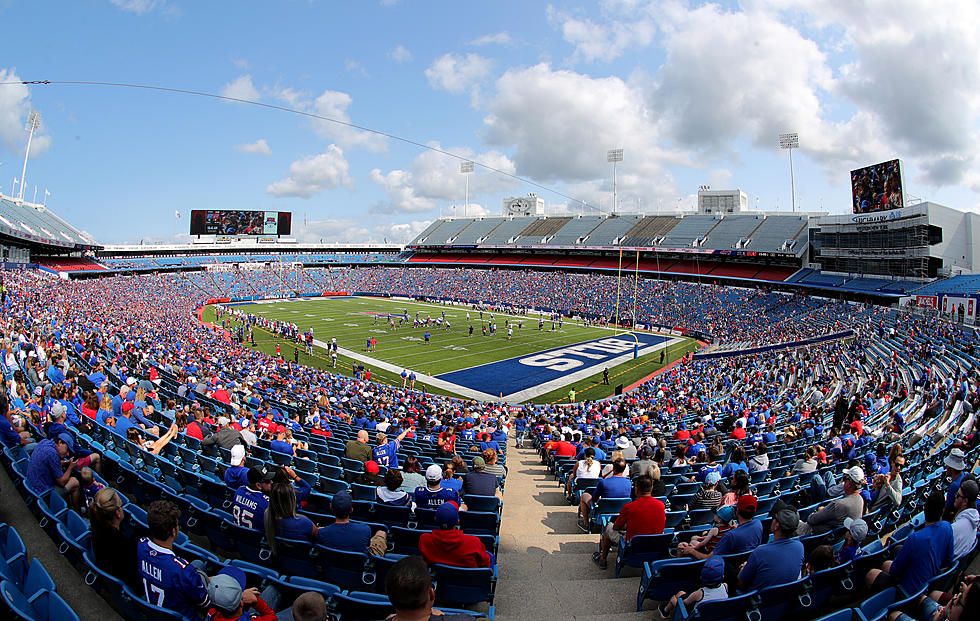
[209,296,698,404]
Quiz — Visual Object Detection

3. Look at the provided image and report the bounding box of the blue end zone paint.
[437,332,669,396]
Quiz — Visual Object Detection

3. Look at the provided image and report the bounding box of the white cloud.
[310,90,387,152]
[345,59,369,77]
[296,218,430,244]
[266,145,353,198]
[484,63,680,183]
[470,32,512,46]
[221,75,260,101]
[388,45,413,63]
[425,53,492,95]
[109,0,165,14]
[0,69,52,158]
[547,3,657,63]
[234,139,271,155]
[368,169,437,214]
[368,144,519,215]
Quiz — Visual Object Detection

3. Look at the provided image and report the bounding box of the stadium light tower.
[607,149,623,214]
[460,161,474,217]
[18,110,41,201]
[778,132,799,213]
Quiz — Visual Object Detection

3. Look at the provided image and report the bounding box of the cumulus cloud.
[296,218,430,244]
[266,145,353,198]
[221,75,260,101]
[470,32,512,46]
[234,139,270,155]
[0,69,52,158]
[425,53,492,94]
[345,59,369,77]
[368,169,437,214]
[388,45,413,63]
[369,144,519,215]
[547,4,657,63]
[484,63,680,184]
[310,90,387,152]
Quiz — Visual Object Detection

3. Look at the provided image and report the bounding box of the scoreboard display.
[190,210,291,236]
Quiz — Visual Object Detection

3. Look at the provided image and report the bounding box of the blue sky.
[1,0,978,244]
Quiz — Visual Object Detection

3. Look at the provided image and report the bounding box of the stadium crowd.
[0,265,979,620]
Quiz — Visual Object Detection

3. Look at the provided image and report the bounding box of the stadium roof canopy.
[0,193,99,251]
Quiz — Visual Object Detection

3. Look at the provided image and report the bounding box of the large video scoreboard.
[190,210,292,236]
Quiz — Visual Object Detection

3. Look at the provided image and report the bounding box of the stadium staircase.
[493,446,651,621]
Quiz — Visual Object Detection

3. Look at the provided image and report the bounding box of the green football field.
[203,296,698,404]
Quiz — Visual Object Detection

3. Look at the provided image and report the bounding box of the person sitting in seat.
[418,503,494,568]
[678,495,761,560]
[384,555,482,621]
[660,556,728,617]
[591,475,666,570]
[377,469,413,507]
[866,492,954,595]
[415,464,462,510]
[462,456,500,498]
[737,506,805,591]
[316,490,386,555]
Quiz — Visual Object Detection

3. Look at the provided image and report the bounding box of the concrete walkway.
[493,444,654,621]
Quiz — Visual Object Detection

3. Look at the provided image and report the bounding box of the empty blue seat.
[673,588,758,621]
[431,563,497,605]
[1,579,78,621]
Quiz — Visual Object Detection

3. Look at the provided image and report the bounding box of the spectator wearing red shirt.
[212,383,231,404]
[592,475,666,570]
[730,421,746,440]
[552,433,577,458]
[419,503,495,568]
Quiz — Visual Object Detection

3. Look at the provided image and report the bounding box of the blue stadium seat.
[431,563,497,605]
[672,588,758,621]
[1,580,79,621]
[615,532,672,578]
[637,558,705,611]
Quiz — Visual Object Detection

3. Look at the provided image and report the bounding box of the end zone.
[436,332,685,402]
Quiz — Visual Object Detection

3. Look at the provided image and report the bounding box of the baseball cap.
[230,444,246,466]
[435,502,459,528]
[217,416,230,427]
[715,505,736,523]
[425,464,443,482]
[843,517,868,544]
[34,386,43,396]
[49,402,67,418]
[259,468,276,483]
[121,401,134,413]
[331,490,353,516]
[207,567,246,613]
[705,472,722,486]
[842,466,866,486]
[774,507,800,532]
[126,377,137,386]
[365,461,380,475]
[472,456,486,470]
[736,495,758,515]
[56,432,75,455]
[701,556,725,584]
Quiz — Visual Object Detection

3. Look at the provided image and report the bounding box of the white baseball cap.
[425,464,443,481]
[230,444,246,466]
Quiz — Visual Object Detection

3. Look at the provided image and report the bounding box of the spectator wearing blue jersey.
[579,458,630,532]
[373,427,410,468]
[137,500,210,618]
[223,445,249,488]
[415,464,462,509]
[232,467,274,531]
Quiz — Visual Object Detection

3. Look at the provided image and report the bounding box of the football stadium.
[2,3,980,621]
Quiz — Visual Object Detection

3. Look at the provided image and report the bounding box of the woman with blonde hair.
[565,447,601,500]
[482,449,506,478]
[89,487,139,588]
[646,462,668,497]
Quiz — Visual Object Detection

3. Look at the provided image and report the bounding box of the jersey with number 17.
[232,486,269,531]
[136,538,209,618]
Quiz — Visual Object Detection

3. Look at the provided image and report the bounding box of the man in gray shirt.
[797,465,865,536]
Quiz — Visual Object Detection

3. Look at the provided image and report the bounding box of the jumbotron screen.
[189,210,292,236]
[850,159,904,214]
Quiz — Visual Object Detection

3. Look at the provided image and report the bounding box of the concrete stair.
[492,446,660,621]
